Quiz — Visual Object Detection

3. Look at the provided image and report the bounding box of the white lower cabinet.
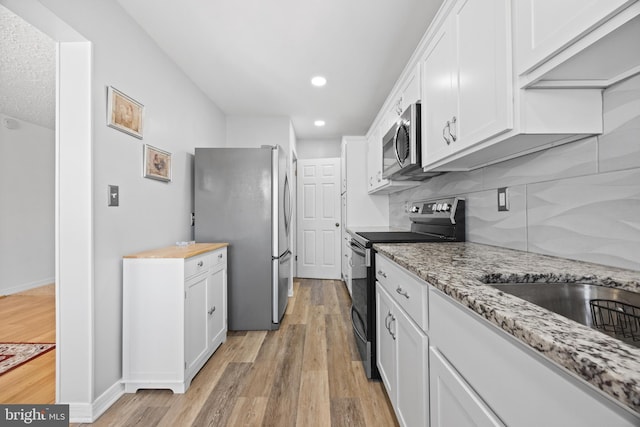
[123,243,227,393]
[207,265,226,350]
[185,257,226,374]
[376,254,640,427]
[376,261,429,427]
[376,283,397,400]
[429,288,639,427]
[430,347,504,427]
[395,303,429,427]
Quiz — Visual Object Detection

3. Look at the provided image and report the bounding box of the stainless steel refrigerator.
[194,146,292,330]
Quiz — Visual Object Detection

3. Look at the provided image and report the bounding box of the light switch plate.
[497,187,508,211]
[108,185,119,207]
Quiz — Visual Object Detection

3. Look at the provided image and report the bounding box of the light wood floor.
[0,284,56,404]
[75,279,398,426]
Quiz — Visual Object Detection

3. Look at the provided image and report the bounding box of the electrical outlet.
[497,187,509,211]
[108,185,119,207]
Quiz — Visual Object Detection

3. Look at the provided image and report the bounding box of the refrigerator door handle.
[273,248,292,260]
[283,173,292,236]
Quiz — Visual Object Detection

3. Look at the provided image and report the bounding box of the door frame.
[295,157,342,280]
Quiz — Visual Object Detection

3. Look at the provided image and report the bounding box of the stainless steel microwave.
[382,103,434,181]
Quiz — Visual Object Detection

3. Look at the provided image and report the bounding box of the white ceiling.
[0,4,55,130]
[0,1,445,138]
[116,0,444,139]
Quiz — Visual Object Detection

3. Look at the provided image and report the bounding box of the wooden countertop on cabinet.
[123,242,229,259]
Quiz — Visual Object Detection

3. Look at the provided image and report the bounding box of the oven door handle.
[350,240,371,267]
[349,241,366,256]
[350,305,368,344]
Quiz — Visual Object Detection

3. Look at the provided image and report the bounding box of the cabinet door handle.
[385,311,392,331]
[448,116,457,142]
[197,261,204,267]
[218,253,223,259]
[208,306,216,315]
[377,270,387,278]
[390,315,396,340]
[396,286,409,299]
[443,122,451,145]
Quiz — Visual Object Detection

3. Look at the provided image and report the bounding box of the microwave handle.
[394,123,404,167]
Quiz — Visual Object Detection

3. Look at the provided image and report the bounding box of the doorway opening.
[1,0,94,413]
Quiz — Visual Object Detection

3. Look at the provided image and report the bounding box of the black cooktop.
[351,197,466,246]
[355,231,446,243]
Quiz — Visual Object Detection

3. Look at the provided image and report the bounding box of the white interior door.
[296,158,341,279]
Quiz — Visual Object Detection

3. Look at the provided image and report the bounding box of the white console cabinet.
[122,243,228,393]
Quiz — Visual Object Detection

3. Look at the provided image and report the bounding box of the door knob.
[335,223,340,227]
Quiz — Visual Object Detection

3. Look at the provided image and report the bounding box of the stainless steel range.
[348,197,466,379]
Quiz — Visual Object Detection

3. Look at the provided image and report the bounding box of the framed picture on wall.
[143,144,171,182]
[107,86,144,139]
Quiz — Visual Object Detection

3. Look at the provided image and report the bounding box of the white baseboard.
[68,381,124,423]
[1,277,54,296]
[68,403,93,423]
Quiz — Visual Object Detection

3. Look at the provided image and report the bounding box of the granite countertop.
[373,241,640,415]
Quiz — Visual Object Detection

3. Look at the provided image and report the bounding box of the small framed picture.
[143,144,171,182]
[107,86,144,139]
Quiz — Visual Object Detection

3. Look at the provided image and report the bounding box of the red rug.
[0,343,55,376]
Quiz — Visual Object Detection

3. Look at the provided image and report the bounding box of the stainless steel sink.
[488,282,640,347]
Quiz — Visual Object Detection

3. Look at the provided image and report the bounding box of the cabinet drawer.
[185,253,214,279]
[376,254,428,332]
[211,248,226,269]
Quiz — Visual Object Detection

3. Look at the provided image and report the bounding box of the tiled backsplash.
[390,75,640,271]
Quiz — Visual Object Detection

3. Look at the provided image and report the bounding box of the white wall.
[226,115,291,151]
[9,0,227,414]
[0,114,55,294]
[297,138,341,159]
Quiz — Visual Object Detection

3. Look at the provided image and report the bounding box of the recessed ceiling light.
[314,120,325,127]
[311,76,327,87]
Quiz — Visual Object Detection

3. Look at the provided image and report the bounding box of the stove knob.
[442,203,451,212]
[410,206,420,213]
[436,203,442,212]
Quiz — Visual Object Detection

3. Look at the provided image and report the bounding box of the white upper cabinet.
[368,0,638,174]
[386,63,422,130]
[399,64,421,113]
[456,0,513,147]
[421,24,457,164]
[516,0,640,87]
[366,124,388,192]
[422,0,513,168]
[420,0,606,172]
